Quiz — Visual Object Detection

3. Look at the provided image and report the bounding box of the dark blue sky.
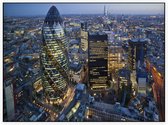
[4,3,164,16]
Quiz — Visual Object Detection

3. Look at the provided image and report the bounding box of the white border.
[0,0,167,125]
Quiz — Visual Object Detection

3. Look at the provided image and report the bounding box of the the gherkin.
[44,6,63,26]
[41,6,69,105]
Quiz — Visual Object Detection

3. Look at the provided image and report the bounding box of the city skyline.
[3,4,165,122]
[4,3,164,17]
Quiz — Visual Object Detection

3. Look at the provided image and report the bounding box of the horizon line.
[4,13,164,18]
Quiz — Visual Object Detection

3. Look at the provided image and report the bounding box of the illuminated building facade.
[151,66,165,121]
[80,22,88,52]
[41,6,69,104]
[88,32,109,91]
[108,42,125,72]
[151,66,164,121]
[128,38,147,71]
[146,61,164,121]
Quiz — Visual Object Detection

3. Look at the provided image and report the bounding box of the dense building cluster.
[3,5,165,122]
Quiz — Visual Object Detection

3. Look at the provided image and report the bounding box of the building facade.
[41,6,69,105]
[117,68,131,106]
[108,42,125,72]
[88,32,109,91]
[136,67,148,96]
[128,38,147,71]
[80,22,88,52]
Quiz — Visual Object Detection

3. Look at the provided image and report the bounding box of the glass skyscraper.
[128,38,147,71]
[88,32,109,91]
[41,6,69,105]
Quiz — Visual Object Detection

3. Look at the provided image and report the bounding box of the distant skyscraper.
[88,32,109,91]
[41,6,69,104]
[128,38,147,71]
[80,22,88,52]
[104,5,108,16]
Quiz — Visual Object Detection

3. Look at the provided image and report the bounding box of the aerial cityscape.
[3,3,165,122]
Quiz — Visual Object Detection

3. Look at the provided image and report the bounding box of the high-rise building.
[3,54,18,121]
[80,22,88,52]
[108,42,125,72]
[117,68,131,106]
[104,5,108,16]
[136,67,148,96]
[41,6,69,105]
[150,66,164,121]
[3,80,15,121]
[128,38,147,71]
[88,32,109,91]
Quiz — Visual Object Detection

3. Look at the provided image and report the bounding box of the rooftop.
[44,6,62,26]
[129,38,149,43]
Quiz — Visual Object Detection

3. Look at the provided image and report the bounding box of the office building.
[108,42,125,73]
[80,22,88,52]
[136,67,148,96]
[151,66,164,121]
[85,102,138,121]
[128,38,147,71]
[41,6,69,104]
[88,32,109,91]
[117,68,131,106]
[3,53,18,121]
[3,81,15,121]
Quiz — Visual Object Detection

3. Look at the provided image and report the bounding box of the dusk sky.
[4,3,164,16]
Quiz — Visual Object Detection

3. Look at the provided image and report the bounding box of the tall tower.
[88,32,109,91]
[104,5,107,16]
[80,22,88,52]
[128,38,147,71]
[41,6,69,105]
